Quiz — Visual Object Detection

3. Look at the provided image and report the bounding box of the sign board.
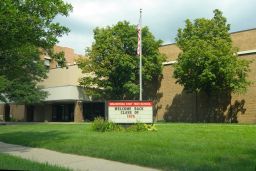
[107,101,153,123]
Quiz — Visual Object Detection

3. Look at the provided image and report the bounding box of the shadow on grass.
[0,131,69,148]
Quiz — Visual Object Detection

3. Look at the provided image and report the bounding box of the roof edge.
[160,42,176,47]
[230,28,256,34]
[160,28,256,47]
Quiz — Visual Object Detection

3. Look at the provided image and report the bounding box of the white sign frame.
[107,101,153,123]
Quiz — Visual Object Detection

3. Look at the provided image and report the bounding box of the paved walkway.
[0,142,160,171]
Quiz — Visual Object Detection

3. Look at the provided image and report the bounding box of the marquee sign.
[107,101,153,123]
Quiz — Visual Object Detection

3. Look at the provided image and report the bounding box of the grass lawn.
[0,153,70,171]
[0,123,255,171]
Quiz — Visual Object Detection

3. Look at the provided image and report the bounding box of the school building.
[0,46,105,122]
[158,28,256,123]
[0,28,256,123]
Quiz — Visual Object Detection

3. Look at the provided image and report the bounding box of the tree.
[77,21,165,100]
[0,0,72,103]
[173,9,251,121]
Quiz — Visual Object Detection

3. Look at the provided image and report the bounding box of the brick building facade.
[157,28,256,123]
[0,46,88,122]
[0,29,256,123]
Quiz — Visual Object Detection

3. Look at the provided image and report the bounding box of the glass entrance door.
[4,104,10,121]
[52,103,74,122]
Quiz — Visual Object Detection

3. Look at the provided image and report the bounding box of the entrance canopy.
[43,85,89,102]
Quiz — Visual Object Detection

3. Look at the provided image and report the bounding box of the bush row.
[91,117,157,132]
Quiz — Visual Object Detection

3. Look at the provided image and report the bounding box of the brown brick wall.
[0,105,4,120]
[74,101,84,122]
[231,29,256,51]
[159,43,181,61]
[53,45,81,66]
[40,45,83,69]
[10,105,25,121]
[1,30,256,123]
[231,54,256,123]
[157,29,256,123]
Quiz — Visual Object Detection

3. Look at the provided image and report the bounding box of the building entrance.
[83,102,105,121]
[52,103,74,122]
[26,105,34,122]
[4,104,10,121]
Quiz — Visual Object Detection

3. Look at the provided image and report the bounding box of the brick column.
[0,104,4,121]
[74,101,84,122]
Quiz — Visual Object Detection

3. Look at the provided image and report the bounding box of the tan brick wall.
[159,29,256,61]
[74,101,84,122]
[40,45,84,69]
[53,45,82,67]
[230,54,256,123]
[157,29,256,123]
[0,104,52,122]
[10,105,25,121]
[0,105,4,120]
[159,43,181,61]
[231,29,256,51]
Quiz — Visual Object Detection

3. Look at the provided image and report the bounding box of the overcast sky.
[55,0,256,55]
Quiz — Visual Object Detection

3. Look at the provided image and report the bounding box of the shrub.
[144,124,157,131]
[127,122,147,132]
[127,123,157,132]
[91,117,123,132]
[91,118,157,132]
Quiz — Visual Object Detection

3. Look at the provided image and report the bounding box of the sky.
[55,0,256,55]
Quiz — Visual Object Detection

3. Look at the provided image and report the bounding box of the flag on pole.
[137,24,141,56]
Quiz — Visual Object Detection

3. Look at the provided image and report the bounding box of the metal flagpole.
[139,8,142,101]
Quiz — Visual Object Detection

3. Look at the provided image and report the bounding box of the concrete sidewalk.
[0,142,160,171]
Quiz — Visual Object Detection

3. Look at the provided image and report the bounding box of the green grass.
[0,123,255,171]
[0,153,70,171]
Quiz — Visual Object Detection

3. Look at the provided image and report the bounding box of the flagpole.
[139,8,142,101]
